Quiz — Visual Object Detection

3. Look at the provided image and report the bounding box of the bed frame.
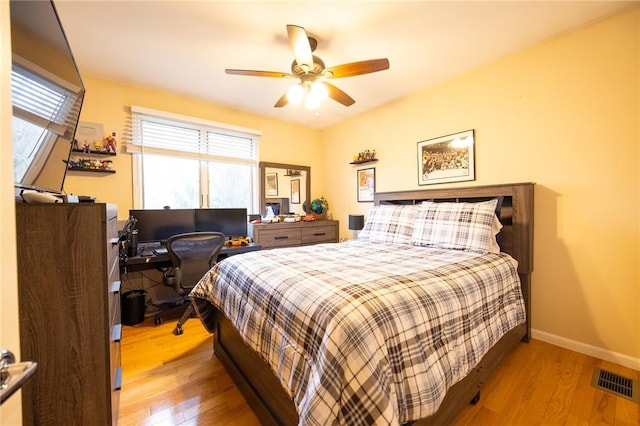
[211,182,534,425]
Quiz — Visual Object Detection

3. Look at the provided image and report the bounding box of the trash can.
[121,290,146,325]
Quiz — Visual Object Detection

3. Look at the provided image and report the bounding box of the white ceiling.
[54,1,636,129]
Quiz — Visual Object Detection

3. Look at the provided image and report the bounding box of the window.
[129,106,260,211]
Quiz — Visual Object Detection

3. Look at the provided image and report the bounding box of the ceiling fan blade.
[325,58,390,78]
[225,69,294,78]
[287,25,313,69]
[274,93,289,108]
[323,82,355,106]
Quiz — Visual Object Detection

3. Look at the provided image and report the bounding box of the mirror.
[259,161,310,216]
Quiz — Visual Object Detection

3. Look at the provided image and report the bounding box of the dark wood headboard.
[374,182,535,341]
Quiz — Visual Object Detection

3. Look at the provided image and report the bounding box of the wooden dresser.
[248,220,339,249]
[15,203,121,426]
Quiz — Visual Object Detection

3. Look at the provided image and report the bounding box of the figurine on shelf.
[100,159,113,170]
[82,142,91,153]
[72,139,79,150]
[353,149,377,163]
[93,140,104,152]
[104,134,117,154]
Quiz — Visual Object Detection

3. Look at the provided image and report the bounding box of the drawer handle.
[111,324,122,343]
[313,233,326,237]
[114,366,122,391]
[274,236,289,240]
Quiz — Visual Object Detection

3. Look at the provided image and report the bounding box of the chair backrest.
[165,232,226,293]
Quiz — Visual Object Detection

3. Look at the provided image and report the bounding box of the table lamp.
[348,214,365,239]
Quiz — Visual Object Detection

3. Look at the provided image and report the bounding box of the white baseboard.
[531,329,640,371]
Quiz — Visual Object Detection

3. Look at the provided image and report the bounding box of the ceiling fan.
[225,25,390,108]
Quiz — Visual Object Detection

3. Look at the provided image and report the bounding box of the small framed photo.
[290,179,300,204]
[265,172,278,196]
[357,167,375,202]
[417,129,475,185]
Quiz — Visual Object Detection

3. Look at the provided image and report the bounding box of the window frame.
[128,106,261,210]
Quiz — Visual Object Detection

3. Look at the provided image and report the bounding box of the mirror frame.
[259,161,311,216]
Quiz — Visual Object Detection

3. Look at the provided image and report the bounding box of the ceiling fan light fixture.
[227,25,389,109]
[305,81,328,108]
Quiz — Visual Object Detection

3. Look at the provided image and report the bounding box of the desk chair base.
[153,300,195,335]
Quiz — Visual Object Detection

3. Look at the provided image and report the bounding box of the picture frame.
[290,179,300,204]
[417,129,475,185]
[357,167,375,202]
[265,172,278,196]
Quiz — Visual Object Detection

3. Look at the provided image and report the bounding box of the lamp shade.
[348,214,365,231]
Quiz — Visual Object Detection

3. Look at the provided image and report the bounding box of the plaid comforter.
[190,240,525,425]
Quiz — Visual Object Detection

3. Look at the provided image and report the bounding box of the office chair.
[156,232,226,335]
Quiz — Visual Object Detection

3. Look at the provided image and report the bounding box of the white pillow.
[412,199,501,253]
[358,204,418,245]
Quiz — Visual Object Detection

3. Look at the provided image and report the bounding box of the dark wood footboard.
[213,309,526,425]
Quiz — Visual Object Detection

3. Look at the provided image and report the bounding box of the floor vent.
[591,367,640,403]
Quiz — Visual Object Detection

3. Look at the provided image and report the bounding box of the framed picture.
[290,179,300,204]
[417,129,475,185]
[357,167,375,202]
[265,172,278,196]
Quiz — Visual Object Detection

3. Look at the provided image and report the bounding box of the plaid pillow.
[358,204,418,245]
[412,199,500,253]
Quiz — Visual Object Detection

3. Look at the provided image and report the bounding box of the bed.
[191,182,534,425]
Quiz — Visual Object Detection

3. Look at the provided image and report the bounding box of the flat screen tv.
[10,0,85,195]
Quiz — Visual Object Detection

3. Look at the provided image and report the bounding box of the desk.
[121,243,261,273]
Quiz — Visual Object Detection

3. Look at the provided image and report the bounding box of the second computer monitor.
[195,208,247,238]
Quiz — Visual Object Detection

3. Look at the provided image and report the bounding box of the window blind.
[11,63,82,139]
[129,106,259,164]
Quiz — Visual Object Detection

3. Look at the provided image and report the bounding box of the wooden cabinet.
[15,203,121,426]
[248,220,339,249]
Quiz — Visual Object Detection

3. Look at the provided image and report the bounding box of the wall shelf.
[67,167,116,174]
[71,148,116,156]
[349,159,378,165]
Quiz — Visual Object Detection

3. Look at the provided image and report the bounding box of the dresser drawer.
[301,224,337,244]
[250,220,339,249]
[258,228,302,248]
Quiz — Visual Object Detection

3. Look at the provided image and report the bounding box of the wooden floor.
[119,316,639,425]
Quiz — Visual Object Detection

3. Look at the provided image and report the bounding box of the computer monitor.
[195,208,247,238]
[129,209,195,243]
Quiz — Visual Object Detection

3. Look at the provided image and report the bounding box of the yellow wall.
[322,8,639,363]
[65,75,323,220]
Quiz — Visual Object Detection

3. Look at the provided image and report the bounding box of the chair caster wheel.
[154,315,162,326]
[173,325,184,335]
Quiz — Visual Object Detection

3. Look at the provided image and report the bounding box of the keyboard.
[137,242,165,257]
